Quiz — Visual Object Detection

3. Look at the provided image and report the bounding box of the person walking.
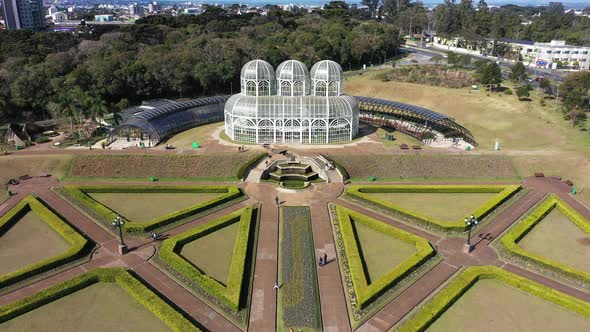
[274,283,279,290]
[275,196,279,205]
[319,256,323,267]
[323,252,328,264]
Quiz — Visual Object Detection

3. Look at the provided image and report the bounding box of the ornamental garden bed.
[56,185,244,235]
[0,195,91,290]
[398,266,590,332]
[0,268,199,331]
[330,204,438,328]
[498,194,590,289]
[154,206,259,330]
[278,206,322,332]
[344,184,521,233]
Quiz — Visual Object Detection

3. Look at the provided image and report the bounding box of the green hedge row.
[500,194,590,285]
[0,268,199,331]
[335,205,435,309]
[158,206,255,312]
[346,184,521,232]
[61,185,242,234]
[0,195,90,289]
[237,153,269,180]
[398,265,590,331]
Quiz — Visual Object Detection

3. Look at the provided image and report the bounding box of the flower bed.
[58,185,243,234]
[0,195,90,289]
[278,206,322,331]
[345,184,521,232]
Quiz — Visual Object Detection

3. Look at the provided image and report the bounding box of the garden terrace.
[0,195,90,289]
[354,96,477,147]
[0,268,199,331]
[58,185,243,234]
[345,184,521,232]
[399,266,590,332]
[156,206,259,329]
[500,194,590,287]
[278,206,322,332]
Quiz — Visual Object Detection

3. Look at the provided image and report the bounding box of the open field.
[0,210,69,276]
[366,192,496,222]
[329,154,516,180]
[180,221,239,285]
[519,208,590,273]
[67,154,255,179]
[426,279,590,331]
[161,122,223,149]
[373,127,426,149]
[88,192,222,223]
[0,282,171,332]
[353,220,416,283]
[278,206,321,332]
[346,74,590,206]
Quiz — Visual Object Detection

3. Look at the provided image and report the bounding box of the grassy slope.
[161,122,223,149]
[345,73,590,205]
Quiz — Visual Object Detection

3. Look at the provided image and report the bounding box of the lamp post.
[112,215,127,255]
[464,214,478,254]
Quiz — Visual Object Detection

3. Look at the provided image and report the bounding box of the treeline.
[0,2,400,122]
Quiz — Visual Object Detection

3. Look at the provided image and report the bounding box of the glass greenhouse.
[225,59,359,144]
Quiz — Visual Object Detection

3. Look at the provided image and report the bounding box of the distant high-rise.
[1,0,46,30]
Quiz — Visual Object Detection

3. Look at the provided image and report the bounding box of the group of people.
[165,144,175,150]
[319,252,329,266]
[237,145,246,152]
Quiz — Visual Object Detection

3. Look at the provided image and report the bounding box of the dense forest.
[0,2,400,122]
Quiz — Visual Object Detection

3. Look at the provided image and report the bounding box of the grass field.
[518,208,590,273]
[345,74,590,205]
[365,192,496,222]
[374,127,426,148]
[425,279,590,331]
[180,221,239,285]
[88,192,222,223]
[353,220,416,283]
[161,122,222,149]
[0,210,70,276]
[0,282,171,332]
[278,206,322,332]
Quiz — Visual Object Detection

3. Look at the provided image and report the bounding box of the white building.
[51,11,68,22]
[95,14,114,22]
[48,5,59,16]
[128,3,145,17]
[534,40,590,70]
[224,59,359,144]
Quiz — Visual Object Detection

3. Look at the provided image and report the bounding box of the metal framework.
[355,96,477,147]
[107,96,228,145]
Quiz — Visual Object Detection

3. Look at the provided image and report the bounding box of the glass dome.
[276,60,310,96]
[310,60,344,96]
[240,60,276,96]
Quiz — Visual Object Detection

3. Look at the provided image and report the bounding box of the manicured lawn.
[374,127,426,149]
[365,192,496,222]
[0,210,70,276]
[0,155,72,184]
[0,282,171,332]
[278,206,321,332]
[180,221,239,285]
[426,279,590,331]
[353,220,416,283]
[88,192,222,223]
[161,122,222,149]
[518,208,590,273]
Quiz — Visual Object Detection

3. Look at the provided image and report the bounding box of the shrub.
[158,206,255,312]
[34,136,50,144]
[61,185,243,234]
[237,153,268,180]
[398,266,590,332]
[335,205,434,309]
[0,195,90,288]
[500,194,590,285]
[0,268,200,331]
[345,184,521,232]
[504,88,513,95]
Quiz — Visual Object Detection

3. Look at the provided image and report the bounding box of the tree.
[539,78,551,96]
[516,85,530,100]
[362,0,381,18]
[510,61,527,82]
[478,62,502,92]
[559,72,590,126]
